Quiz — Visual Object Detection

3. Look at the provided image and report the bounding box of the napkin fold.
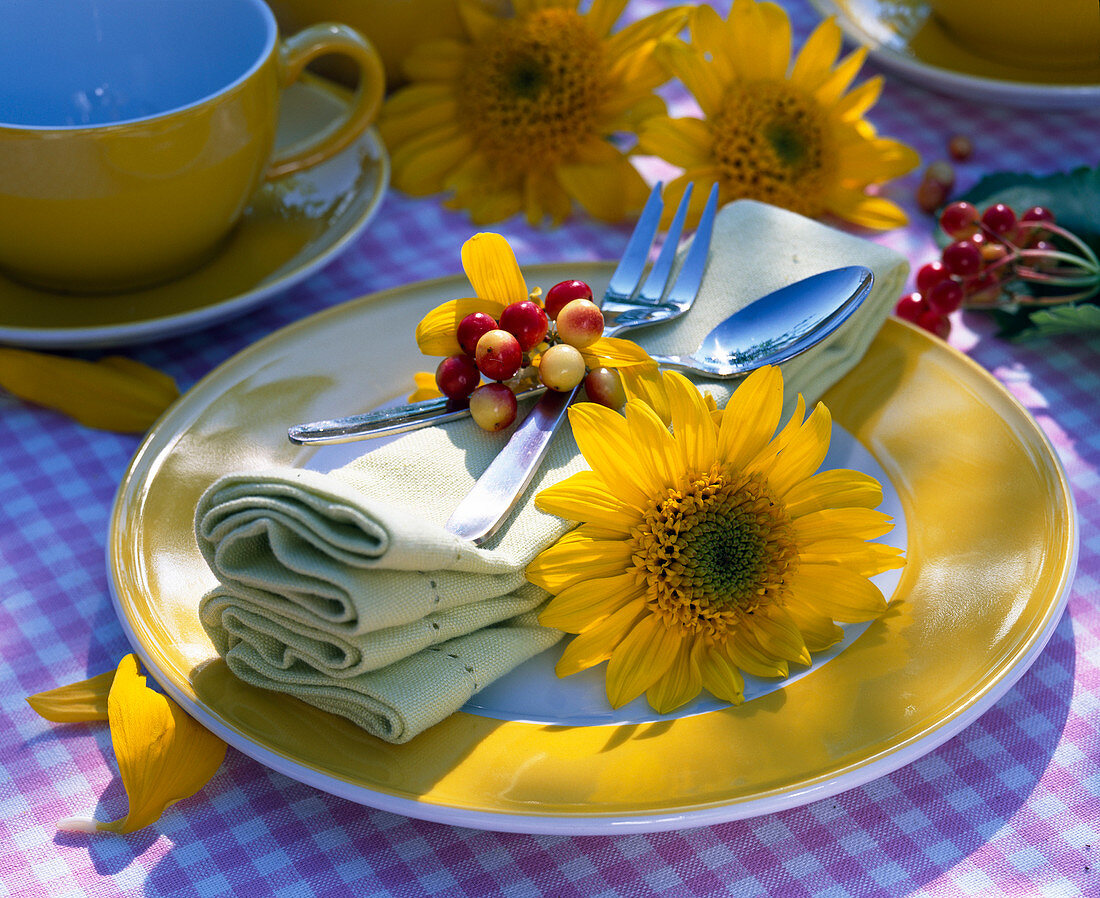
[196,200,908,744]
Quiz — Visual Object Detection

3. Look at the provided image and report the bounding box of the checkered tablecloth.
[2,2,1098,895]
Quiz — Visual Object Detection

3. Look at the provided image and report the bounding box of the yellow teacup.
[0,0,385,294]
[927,0,1100,71]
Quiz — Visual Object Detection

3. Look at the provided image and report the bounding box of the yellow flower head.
[638,0,920,230]
[380,0,688,226]
[526,366,905,714]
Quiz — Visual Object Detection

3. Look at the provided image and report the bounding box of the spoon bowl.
[648,265,873,378]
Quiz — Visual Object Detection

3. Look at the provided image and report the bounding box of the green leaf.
[1025,303,1100,339]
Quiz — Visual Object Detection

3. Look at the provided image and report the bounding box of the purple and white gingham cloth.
[2,2,1098,895]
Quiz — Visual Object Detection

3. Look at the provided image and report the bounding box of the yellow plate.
[108,264,1077,833]
[0,76,388,349]
[812,0,1100,110]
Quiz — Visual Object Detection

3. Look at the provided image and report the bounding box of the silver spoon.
[288,265,873,446]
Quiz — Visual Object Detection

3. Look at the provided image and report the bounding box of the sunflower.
[525,366,905,713]
[378,0,688,226]
[637,0,919,230]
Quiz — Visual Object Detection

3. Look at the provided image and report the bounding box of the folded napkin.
[196,199,908,743]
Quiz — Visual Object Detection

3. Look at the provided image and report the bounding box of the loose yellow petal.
[407,371,443,403]
[98,654,226,834]
[461,233,528,306]
[414,297,507,356]
[0,349,178,432]
[580,336,656,370]
[27,670,115,722]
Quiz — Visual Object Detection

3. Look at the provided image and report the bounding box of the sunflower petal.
[580,336,656,370]
[0,349,178,432]
[791,507,895,542]
[625,400,680,492]
[95,654,226,834]
[635,116,715,170]
[554,600,648,676]
[414,297,506,356]
[525,528,635,592]
[698,642,746,704]
[567,403,654,507]
[646,636,703,713]
[799,541,906,578]
[725,632,788,679]
[786,563,889,622]
[763,401,832,495]
[783,468,884,515]
[27,670,114,722]
[665,371,718,473]
[783,604,844,652]
[539,572,646,631]
[407,371,444,402]
[534,470,640,530]
[461,233,529,306]
[605,615,681,708]
[751,607,811,666]
[619,363,670,424]
[717,365,784,468]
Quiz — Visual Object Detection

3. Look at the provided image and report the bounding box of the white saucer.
[0,76,389,349]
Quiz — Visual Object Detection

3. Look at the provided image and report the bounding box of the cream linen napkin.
[196,200,908,744]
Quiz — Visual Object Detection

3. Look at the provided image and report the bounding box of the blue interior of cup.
[0,0,277,129]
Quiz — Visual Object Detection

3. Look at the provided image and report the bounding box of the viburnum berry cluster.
[436,278,627,432]
[896,200,1100,338]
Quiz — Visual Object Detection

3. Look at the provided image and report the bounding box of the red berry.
[469,382,518,432]
[456,311,498,355]
[544,280,593,320]
[1019,206,1055,247]
[538,343,587,391]
[966,271,1003,306]
[915,261,951,294]
[499,300,549,351]
[894,292,926,323]
[435,354,480,400]
[927,278,964,314]
[948,135,973,161]
[916,309,951,339]
[555,298,604,348]
[583,366,626,409]
[981,203,1018,241]
[475,329,523,381]
[939,201,980,238]
[942,239,983,277]
[1021,205,1055,225]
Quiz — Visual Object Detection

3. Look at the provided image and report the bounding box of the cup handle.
[266,23,385,180]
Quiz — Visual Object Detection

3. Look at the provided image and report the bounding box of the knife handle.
[443,387,575,545]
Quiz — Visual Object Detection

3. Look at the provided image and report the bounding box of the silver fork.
[444,181,719,545]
